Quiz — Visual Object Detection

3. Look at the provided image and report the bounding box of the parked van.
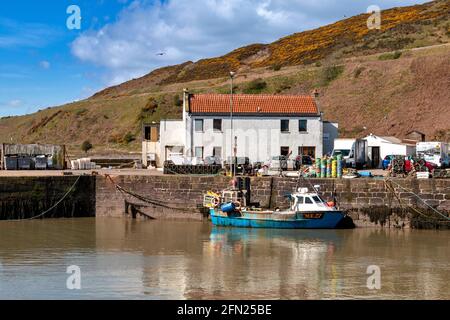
[331,138,368,169]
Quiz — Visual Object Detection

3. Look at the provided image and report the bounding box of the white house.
[143,90,337,167]
[364,134,416,168]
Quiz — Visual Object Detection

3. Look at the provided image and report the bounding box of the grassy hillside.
[0,0,449,156]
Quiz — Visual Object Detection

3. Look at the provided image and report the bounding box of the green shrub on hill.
[243,78,267,94]
[81,140,93,154]
[123,132,135,144]
[378,51,402,60]
[75,108,88,116]
[272,63,282,71]
[137,97,158,121]
[321,65,344,86]
[173,95,183,107]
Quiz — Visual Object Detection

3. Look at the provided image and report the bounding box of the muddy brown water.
[0,217,448,299]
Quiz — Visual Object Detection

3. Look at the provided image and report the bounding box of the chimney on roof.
[183,88,190,113]
[312,88,321,116]
[312,88,319,98]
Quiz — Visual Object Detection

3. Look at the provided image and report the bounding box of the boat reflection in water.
[198,226,346,299]
[209,226,343,253]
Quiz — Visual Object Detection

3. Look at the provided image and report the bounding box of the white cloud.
[71,0,429,86]
[39,60,51,69]
[7,99,22,107]
[0,100,27,115]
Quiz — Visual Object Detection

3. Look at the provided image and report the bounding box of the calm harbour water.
[0,217,448,300]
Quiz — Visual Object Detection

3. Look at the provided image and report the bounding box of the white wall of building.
[187,115,323,163]
[364,134,415,168]
[158,120,185,166]
[160,120,185,146]
[142,141,160,167]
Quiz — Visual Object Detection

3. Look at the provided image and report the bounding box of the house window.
[165,146,184,161]
[299,120,307,132]
[280,146,290,156]
[299,146,316,158]
[195,147,204,159]
[213,147,222,158]
[144,125,159,142]
[194,119,204,132]
[281,120,289,132]
[213,119,222,131]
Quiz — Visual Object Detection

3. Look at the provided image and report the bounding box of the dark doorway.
[298,146,316,159]
[143,124,159,142]
[280,146,290,156]
[372,147,380,168]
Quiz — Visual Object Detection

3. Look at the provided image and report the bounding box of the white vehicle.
[332,139,354,160]
[331,138,368,168]
[168,152,185,165]
[168,153,205,165]
[416,142,450,168]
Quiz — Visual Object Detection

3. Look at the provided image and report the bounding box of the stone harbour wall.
[0,174,448,228]
[95,175,450,229]
[0,176,95,220]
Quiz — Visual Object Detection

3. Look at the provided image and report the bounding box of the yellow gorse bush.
[165,1,449,84]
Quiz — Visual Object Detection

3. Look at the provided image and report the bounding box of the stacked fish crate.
[70,158,100,170]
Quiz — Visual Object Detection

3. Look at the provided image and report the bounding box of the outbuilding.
[0,143,66,170]
[363,134,416,168]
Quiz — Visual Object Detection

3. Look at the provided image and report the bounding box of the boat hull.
[210,209,345,229]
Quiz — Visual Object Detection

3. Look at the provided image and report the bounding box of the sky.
[0,0,430,117]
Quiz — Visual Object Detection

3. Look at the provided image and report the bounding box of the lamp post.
[229,71,236,180]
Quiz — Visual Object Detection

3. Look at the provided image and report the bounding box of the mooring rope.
[386,178,450,221]
[103,174,198,212]
[385,180,430,220]
[384,179,450,224]
[6,175,82,221]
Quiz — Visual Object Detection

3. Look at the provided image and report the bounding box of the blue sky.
[0,0,430,116]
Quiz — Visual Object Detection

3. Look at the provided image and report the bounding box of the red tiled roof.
[189,94,318,115]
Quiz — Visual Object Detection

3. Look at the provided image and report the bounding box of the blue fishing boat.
[204,187,346,229]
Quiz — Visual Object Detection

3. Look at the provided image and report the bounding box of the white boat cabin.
[289,188,336,212]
